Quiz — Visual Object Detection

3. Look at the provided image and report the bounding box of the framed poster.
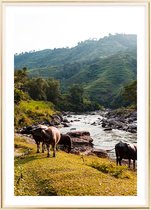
[1,0,150,209]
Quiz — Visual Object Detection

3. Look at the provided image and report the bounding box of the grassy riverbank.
[14,135,137,196]
[14,100,58,128]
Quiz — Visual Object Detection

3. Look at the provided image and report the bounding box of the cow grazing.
[20,125,48,153]
[115,141,137,169]
[20,125,61,157]
[59,134,72,153]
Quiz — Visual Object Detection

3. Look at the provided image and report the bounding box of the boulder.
[104,128,112,131]
[92,148,108,158]
[67,131,93,154]
[61,122,71,127]
[67,131,91,138]
[66,130,109,158]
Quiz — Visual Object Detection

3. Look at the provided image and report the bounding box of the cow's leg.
[128,159,131,168]
[37,142,40,153]
[116,157,119,166]
[133,160,135,170]
[52,143,56,157]
[119,158,122,166]
[42,142,45,153]
[56,145,59,151]
[115,150,119,166]
[46,144,50,157]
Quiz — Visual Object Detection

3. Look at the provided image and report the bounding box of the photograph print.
[2,2,147,207]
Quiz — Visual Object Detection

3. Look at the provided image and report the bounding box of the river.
[60,113,137,159]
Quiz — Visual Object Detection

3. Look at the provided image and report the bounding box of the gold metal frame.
[0,0,150,209]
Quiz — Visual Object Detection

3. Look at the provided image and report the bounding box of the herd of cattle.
[20,124,137,169]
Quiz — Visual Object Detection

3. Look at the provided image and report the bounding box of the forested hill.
[14,34,137,107]
[15,34,136,69]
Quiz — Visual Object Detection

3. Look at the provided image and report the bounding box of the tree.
[27,78,48,101]
[14,68,29,90]
[14,88,29,104]
[46,78,61,104]
[14,68,30,104]
[68,84,84,111]
[111,80,137,108]
[122,80,137,107]
[69,84,84,103]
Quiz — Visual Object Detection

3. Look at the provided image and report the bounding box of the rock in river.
[66,131,108,158]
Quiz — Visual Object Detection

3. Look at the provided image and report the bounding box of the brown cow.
[39,126,61,157]
[20,125,61,157]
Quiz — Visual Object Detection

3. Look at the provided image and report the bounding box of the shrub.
[90,161,130,179]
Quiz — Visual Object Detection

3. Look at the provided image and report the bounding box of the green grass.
[14,136,137,196]
[14,100,57,128]
[90,161,133,179]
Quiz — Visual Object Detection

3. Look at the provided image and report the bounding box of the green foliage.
[14,69,102,123]
[57,85,102,112]
[111,80,137,108]
[14,68,29,90]
[14,34,137,108]
[14,136,137,196]
[68,84,84,110]
[46,78,61,104]
[14,68,30,104]
[27,77,48,101]
[14,88,30,104]
[90,161,132,179]
[14,69,61,105]
[14,100,56,128]
[83,98,102,111]
[122,80,137,107]
[15,34,136,70]
[84,52,136,107]
[27,77,61,103]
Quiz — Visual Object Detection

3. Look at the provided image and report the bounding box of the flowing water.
[60,113,137,159]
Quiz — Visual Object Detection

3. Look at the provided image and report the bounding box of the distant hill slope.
[15,34,136,69]
[14,34,137,107]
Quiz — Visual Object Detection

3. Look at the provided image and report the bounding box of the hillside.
[14,34,137,107]
[15,34,136,69]
[14,100,58,128]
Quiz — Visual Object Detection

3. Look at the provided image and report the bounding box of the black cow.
[115,141,137,169]
[59,134,72,153]
[20,125,48,153]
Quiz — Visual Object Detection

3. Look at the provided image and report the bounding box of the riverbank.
[15,108,137,160]
[102,108,137,133]
[14,135,137,196]
[59,111,137,159]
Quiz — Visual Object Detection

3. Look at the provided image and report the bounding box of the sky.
[9,4,145,54]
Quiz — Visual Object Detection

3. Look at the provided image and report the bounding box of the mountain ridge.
[14,34,137,107]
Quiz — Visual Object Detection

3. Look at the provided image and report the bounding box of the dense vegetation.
[15,135,137,196]
[14,100,56,128]
[15,34,137,108]
[14,69,102,127]
[15,34,136,69]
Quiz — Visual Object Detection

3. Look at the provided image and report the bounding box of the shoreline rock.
[101,109,137,133]
[67,131,108,158]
